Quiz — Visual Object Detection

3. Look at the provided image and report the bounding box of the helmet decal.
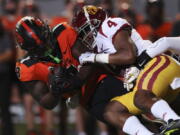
[15,16,53,59]
[21,20,42,45]
[85,5,99,15]
[72,5,107,50]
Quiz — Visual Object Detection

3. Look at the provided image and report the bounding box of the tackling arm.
[136,37,180,69]
[78,30,137,66]
[108,30,137,65]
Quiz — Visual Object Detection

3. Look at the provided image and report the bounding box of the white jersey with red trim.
[95,17,151,55]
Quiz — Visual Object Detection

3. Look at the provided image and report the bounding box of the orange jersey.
[16,23,78,83]
[52,23,79,68]
[16,58,58,83]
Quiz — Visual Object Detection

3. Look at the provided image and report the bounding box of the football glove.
[79,52,96,65]
[48,66,67,96]
[48,66,83,96]
[124,66,140,91]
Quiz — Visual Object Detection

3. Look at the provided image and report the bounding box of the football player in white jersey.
[72,5,180,135]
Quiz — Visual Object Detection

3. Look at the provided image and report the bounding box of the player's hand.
[124,66,140,83]
[48,66,67,96]
[48,66,81,96]
[66,94,80,109]
[79,52,96,65]
[124,66,140,90]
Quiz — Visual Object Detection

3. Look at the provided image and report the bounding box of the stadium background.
[0,0,180,135]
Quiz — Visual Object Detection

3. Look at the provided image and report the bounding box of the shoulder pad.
[52,23,66,38]
[100,17,131,38]
[20,56,39,67]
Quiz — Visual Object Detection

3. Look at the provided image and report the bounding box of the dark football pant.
[87,75,128,124]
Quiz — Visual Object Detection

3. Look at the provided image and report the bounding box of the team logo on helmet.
[85,5,100,15]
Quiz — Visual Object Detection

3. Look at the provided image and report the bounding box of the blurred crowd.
[0,0,180,135]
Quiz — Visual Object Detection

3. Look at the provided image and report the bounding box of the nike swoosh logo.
[138,60,146,67]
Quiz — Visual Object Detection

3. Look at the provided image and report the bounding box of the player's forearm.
[25,81,59,110]
[146,37,180,58]
[94,51,136,65]
[109,51,136,65]
[39,92,60,110]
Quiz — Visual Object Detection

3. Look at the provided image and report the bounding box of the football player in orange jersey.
[15,16,82,108]
[16,17,128,112]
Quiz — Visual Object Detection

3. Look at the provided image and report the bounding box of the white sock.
[151,99,180,122]
[100,131,108,135]
[122,116,154,135]
[78,132,87,135]
[146,37,180,58]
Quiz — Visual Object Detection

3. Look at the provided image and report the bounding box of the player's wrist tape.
[95,53,109,64]
[136,51,152,69]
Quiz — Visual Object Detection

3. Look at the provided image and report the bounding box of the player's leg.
[75,107,87,135]
[134,55,180,122]
[133,55,180,134]
[147,37,180,58]
[23,94,37,135]
[97,121,109,135]
[44,110,55,135]
[88,75,154,135]
[104,100,154,135]
[134,90,180,122]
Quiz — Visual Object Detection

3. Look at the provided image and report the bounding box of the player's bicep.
[108,30,137,65]
[113,30,135,52]
[22,81,49,103]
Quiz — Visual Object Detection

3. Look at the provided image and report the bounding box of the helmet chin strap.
[48,54,61,64]
[45,49,61,64]
[83,6,97,49]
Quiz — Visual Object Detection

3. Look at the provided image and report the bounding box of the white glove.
[124,82,134,91]
[124,66,140,91]
[79,52,96,65]
[124,66,140,83]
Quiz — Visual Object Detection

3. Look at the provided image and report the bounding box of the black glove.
[135,51,152,69]
[48,66,83,96]
[48,66,67,96]
[61,66,83,93]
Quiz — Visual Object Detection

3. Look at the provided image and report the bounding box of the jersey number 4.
[107,20,117,27]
